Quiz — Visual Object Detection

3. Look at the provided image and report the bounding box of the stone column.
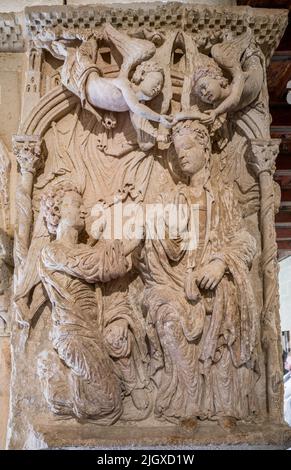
[249,138,283,423]
[12,135,42,272]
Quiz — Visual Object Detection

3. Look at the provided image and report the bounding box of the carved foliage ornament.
[13,136,42,175]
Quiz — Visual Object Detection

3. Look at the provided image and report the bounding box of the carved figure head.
[132,61,164,100]
[172,120,211,176]
[41,182,86,235]
[192,57,229,105]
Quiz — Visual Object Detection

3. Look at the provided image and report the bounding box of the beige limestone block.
[0,53,24,149]
[0,52,23,229]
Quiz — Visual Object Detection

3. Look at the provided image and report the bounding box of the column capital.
[12,135,42,175]
[248,139,281,177]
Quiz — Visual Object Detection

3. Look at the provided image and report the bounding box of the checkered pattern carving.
[0,13,25,52]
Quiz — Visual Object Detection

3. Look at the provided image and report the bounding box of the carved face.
[138,71,164,100]
[174,134,207,176]
[195,76,224,105]
[59,191,85,232]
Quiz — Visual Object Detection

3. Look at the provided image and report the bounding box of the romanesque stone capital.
[249,139,281,177]
[12,135,42,175]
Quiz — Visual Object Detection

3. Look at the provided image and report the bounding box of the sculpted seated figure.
[140,120,259,429]
[37,182,141,423]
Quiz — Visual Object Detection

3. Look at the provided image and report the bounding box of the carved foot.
[218,416,237,432]
[131,388,150,411]
[180,417,199,430]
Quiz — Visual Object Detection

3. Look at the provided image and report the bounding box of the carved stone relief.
[0,1,290,449]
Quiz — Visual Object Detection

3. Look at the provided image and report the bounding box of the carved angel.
[195,29,268,134]
[175,29,269,138]
[35,24,173,146]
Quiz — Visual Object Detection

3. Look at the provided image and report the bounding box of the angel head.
[132,60,164,101]
[172,120,211,177]
[41,182,86,235]
[192,57,229,106]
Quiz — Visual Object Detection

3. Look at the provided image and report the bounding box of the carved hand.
[196,259,226,290]
[171,112,186,124]
[173,110,209,124]
[159,114,174,129]
[200,109,217,125]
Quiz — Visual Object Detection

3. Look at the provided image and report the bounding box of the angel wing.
[33,29,68,61]
[211,28,253,77]
[104,23,156,78]
[181,32,200,111]
[151,31,178,114]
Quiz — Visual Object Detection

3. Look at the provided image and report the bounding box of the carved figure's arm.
[115,78,172,127]
[213,72,246,117]
[41,240,129,284]
[174,105,212,124]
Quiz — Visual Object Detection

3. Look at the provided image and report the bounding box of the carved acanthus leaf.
[12,135,43,175]
[249,139,281,177]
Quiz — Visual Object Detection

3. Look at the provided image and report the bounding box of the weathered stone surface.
[0,1,289,449]
[22,419,291,450]
[0,53,24,148]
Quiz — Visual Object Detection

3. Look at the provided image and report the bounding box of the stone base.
[17,416,291,450]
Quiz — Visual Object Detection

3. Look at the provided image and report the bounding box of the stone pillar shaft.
[12,135,42,270]
[250,138,283,422]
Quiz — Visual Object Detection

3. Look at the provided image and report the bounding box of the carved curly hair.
[131,60,164,85]
[41,182,81,235]
[192,58,229,91]
[172,120,211,155]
